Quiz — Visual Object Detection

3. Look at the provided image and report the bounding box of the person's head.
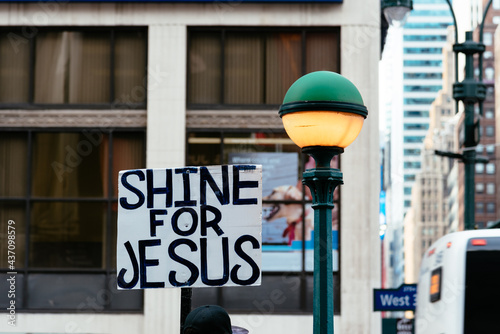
[183,305,232,334]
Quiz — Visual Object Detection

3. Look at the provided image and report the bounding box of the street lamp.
[279,71,368,334]
[381,0,413,27]
[384,0,494,230]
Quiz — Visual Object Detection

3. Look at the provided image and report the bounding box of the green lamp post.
[279,71,368,334]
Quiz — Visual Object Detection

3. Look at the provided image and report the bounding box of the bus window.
[464,237,500,333]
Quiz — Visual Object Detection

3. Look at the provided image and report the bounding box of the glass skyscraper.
[381,0,455,288]
[401,0,454,210]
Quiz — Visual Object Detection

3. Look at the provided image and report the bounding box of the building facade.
[403,85,456,283]
[381,0,454,288]
[470,0,500,229]
[403,0,500,283]
[0,1,381,334]
[400,0,453,213]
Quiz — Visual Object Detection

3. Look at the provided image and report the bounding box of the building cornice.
[186,109,284,129]
[0,110,147,128]
[0,109,285,130]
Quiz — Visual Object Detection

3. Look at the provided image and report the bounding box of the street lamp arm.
[479,0,494,84]
[444,0,458,43]
[434,150,489,164]
[434,149,465,162]
[479,0,494,45]
[444,0,459,114]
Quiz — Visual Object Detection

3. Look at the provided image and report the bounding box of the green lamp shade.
[279,71,368,149]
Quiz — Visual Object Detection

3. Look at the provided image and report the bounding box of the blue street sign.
[373,284,417,311]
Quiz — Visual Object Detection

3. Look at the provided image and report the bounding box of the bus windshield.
[464,237,500,333]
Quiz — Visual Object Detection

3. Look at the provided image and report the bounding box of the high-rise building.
[403,31,457,281]
[400,0,454,212]
[401,0,500,283]
[381,0,454,287]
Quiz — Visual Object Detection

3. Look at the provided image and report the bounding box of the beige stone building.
[0,1,382,334]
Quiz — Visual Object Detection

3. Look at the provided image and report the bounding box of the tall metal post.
[452,31,486,230]
[463,148,476,230]
[180,288,192,328]
[301,147,343,334]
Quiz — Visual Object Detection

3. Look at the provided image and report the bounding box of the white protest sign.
[117,165,262,289]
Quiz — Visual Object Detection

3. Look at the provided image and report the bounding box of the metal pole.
[180,288,192,329]
[452,31,486,230]
[463,146,476,230]
[302,147,344,334]
[463,36,476,231]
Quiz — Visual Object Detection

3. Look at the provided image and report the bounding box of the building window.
[486,183,495,195]
[186,28,341,313]
[485,126,494,137]
[404,98,437,105]
[403,60,442,67]
[485,69,495,81]
[485,110,494,119]
[476,183,485,194]
[486,203,495,214]
[404,73,441,79]
[403,34,446,41]
[187,28,340,107]
[403,85,441,92]
[476,202,484,214]
[0,129,146,311]
[403,48,442,54]
[484,32,493,46]
[404,148,421,156]
[404,175,416,182]
[187,130,341,314]
[0,27,147,108]
[476,164,485,174]
[404,110,429,117]
[404,136,425,143]
[477,221,486,229]
[404,161,421,169]
[486,145,495,155]
[403,123,430,130]
[486,163,495,174]
[404,22,449,29]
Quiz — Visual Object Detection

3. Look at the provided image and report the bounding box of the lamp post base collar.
[302,146,343,168]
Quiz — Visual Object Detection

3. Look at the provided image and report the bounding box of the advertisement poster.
[229,153,339,272]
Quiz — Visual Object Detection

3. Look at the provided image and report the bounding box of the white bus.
[415,229,500,334]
